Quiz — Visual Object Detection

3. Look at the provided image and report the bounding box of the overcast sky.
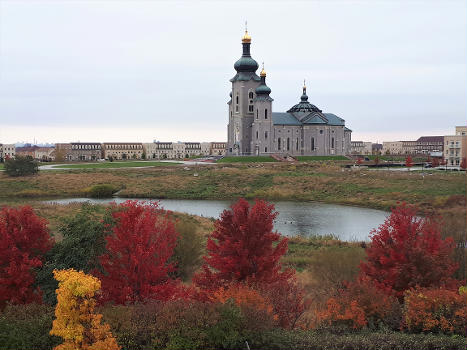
[0,0,465,144]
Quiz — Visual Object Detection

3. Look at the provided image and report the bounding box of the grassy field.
[296,155,349,161]
[217,156,278,163]
[0,162,464,212]
[53,161,180,169]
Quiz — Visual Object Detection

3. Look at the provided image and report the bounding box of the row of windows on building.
[254,132,337,150]
[104,144,142,150]
[71,144,101,150]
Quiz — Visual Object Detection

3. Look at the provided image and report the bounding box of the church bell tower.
[227,26,261,155]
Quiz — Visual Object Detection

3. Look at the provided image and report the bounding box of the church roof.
[272,111,345,126]
[272,113,302,125]
[272,85,346,127]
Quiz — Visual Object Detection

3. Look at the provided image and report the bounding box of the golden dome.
[242,30,251,43]
[260,62,266,77]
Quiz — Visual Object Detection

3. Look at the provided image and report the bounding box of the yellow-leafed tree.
[50,269,120,350]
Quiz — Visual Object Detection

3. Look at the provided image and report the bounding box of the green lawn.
[217,156,278,163]
[296,155,349,161]
[53,161,180,169]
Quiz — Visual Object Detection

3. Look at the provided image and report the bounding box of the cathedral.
[227,29,352,157]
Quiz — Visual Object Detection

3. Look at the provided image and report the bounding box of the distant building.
[372,143,382,154]
[15,145,54,161]
[382,137,442,156]
[0,144,16,161]
[402,141,417,155]
[444,126,467,167]
[351,141,372,155]
[102,143,143,160]
[144,141,224,159]
[34,147,55,161]
[68,143,102,161]
[211,142,226,156]
[15,145,38,158]
[382,141,403,155]
[415,136,443,154]
[455,126,467,136]
[55,143,72,161]
[444,135,466,166]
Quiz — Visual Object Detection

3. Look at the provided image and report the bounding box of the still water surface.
[46,198,389,241]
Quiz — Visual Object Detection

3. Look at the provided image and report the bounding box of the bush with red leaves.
[359,204,458,300]
[96,201,184,304]
[0,206,52,307]
[194,198,305,328]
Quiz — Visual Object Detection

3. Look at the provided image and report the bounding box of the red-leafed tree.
[194,199,306,329]
[356,157,363,166]
[460,158,466,170]
[431,157,440,167]
[96,201,181,304]
[359,204,458,300]
[0,206,52,307]
[405,155,413,169]
[194,198,292,290]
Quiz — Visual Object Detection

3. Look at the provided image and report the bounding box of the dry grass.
[0,163,464,213]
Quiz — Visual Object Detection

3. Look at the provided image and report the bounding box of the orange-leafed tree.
[317,298,367,330]
[316,277,400,330]
[403,286,467,334]
[50,269,120,350]
[359,204,458,300]
[96,201,181,304]
[213,283,275,317]
[0,206,52,307]
[194,198,306,328]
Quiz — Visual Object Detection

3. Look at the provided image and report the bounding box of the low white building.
[0,144,16,160]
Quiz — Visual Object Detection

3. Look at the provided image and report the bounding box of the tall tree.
[359,204,458,300]
[50,269,120,350]
[193,199,305,328]
[0,206,52,307]
[194,198,291,290]
[96,201,180,304]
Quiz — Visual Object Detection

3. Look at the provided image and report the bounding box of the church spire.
[242,20,251,43]
[233,24,258,73]
[255,62,272,97]
[301,79,308,102]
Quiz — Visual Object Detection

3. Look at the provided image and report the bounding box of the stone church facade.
[227,30,351,156]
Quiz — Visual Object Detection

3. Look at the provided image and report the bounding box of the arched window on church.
[296,138,299,151]
[278,138,281,150]
[249,92,254,99]
[264,131,268,139]
[265,109,268,119]
[331,137,335,149]
[311,137,315,151]
[256,109,258,119]
[287,138,290,151]
[256,131,258,139]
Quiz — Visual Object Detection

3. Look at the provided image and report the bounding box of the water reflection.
[44,198,389,241]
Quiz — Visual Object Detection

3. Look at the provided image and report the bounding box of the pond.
[45,198,390,241]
